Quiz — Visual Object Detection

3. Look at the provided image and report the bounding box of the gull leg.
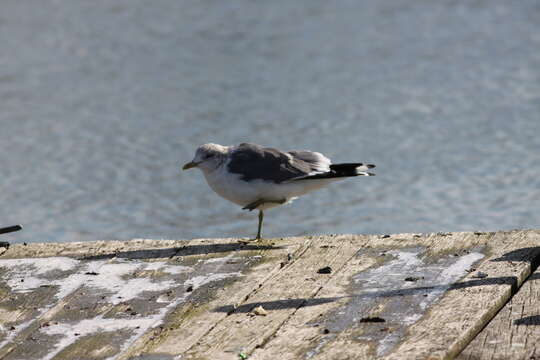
[256,210,264,240]
[241,198,286,241]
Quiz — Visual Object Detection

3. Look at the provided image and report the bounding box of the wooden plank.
[457,261,540,360]
[249,237,381,360]
[247,231,540,360]
[248,232,483,359]
[0,238,188,259]
[0,237,297,360]
[178,235,371,360]
[0,238,199,359]
[0,231,538,360]
[118,236,309,360]
[383,230,540,360]
[0,256,96,356]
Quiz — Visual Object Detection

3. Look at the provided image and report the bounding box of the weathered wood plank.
[0,237,295,360]
[116,237,308,360]
[247,231,540,360]
[179,234,370,360]
[249,237,381,360]
[0,231,538,360]
[248,232,483,359]
[457,260,540,360]
[383,230,540,360]
[1,238,188,259]
[0,256,97,357]
[0,238,203,359]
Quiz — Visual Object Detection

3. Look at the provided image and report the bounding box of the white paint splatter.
[0,257,236,359]
[418,251,485,310]
[40,313,166,360]
[375,250,485,356]
[0,255,241,359]
[0,257,81,294]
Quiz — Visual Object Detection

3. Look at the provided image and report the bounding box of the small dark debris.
[381,234,390,239]
[41,322,51,328]
[380,327,390,332]
[0,241,10,249]
[404,276,424,282]
[130,311,138,316]
[23,242,27,246]
[423,294,428,297]
[85,271,99,275]
[39,284,53,288]
[74,333,80,336]
[9,326,15,331]
[323,328,330,334]
[280,262,287,269]
[466,267,477,273]
[317,266,332,274]
[20,279,24,283]
[287,253,293,261]
[186,285,193,292]
[360,317,386,323]
[474,232,484,236]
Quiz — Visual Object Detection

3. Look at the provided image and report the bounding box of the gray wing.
[227,143,330,183]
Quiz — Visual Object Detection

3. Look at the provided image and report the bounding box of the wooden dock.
[0,230,539,359]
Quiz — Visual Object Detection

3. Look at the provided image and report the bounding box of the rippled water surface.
[1,0,539,243]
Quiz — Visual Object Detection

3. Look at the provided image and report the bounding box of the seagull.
[182,143,375,240]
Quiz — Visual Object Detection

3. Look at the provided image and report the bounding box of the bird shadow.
[80,242,283,261]
[212,276,519,313]
[214,297,340,314]
[490,247,540,264]
[213,246,540,314]
[514,315,540,326]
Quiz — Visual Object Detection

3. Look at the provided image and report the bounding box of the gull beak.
[182,161,198,170]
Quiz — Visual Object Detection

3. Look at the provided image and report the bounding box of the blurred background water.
[0,0,539,244]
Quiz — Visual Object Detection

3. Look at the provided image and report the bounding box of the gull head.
[182,143,228,172]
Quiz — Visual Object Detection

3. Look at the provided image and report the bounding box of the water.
[0,0,539,244]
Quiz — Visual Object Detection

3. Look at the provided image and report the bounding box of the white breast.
[201,162,340,210]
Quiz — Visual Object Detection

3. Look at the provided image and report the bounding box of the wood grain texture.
[117,236,308,360]
[457,262,540,360]
[247,231,540,360]
[180,235,370,360]
[0,231,539,360]
[383,230,540,360]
